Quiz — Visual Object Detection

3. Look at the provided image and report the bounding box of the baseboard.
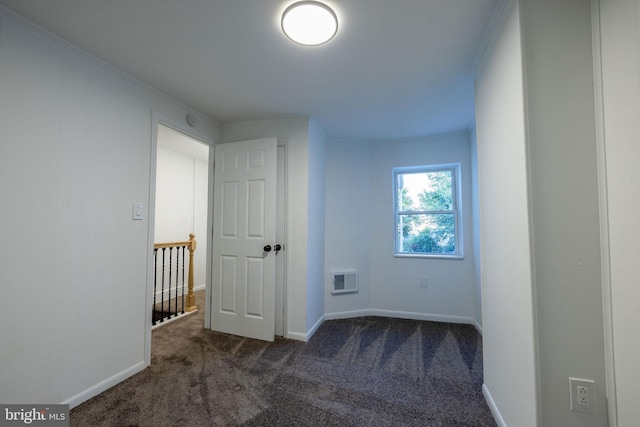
[290,310,477,342]
[62,361,147,409]
[153,283,206,301]
[299,309,475,342]
[286,314,326,342]
[324,309,374,321]
[306,314,325,341]
[474,319,483,336]
[324,308,475,326]
[482,383,507,427]
[286,331,308,342]
[151,309,198,330]
[370,309,475,326]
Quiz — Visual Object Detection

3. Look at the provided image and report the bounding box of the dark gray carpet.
[71,292,496,426]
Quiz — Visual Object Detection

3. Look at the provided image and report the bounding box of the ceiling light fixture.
[281,1,338,46]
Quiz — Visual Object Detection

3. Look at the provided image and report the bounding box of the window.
[393,164,462,258]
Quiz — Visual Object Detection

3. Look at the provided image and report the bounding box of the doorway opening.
[153,123,210,327]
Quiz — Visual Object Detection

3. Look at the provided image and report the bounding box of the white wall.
[520,0,607,425]
[324,133,477,325]
[476,1,609,426]
[597,0,640,424]
[369,133,476,322]
[474,1,538,425]
[324,140,372,316]
[306,120,327,334]
[0,9,219,407]
[221,118,319,340]
[155,125,209,291]
[325,133,481,326]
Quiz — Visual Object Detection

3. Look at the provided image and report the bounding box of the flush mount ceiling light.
[281,1,338,46]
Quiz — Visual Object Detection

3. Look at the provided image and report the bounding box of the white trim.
[276,143,289,338]
[471,0,509,75]
[151,310,198,330]
[473,319,483,336]
[483,383,507,427]
[309,117,329,142]
[366,130,471,145]
[517,1,543,424]
[324,308,475,327]
[393,163,463,258]
[222,116,311,132]
[371,310,474,325]
[62,361,146,409]
[591,0,618,425]
[281,141,289,338]
[205,141,215,330]
[155,115,215,148]
[149,112,215,367]
[324,309,373,321]
[306,315,325,341]
[286,314,325,342]
[286,331,308,342]
[291,309,479,342]
[145,114,160,369]
[393,253,464,260]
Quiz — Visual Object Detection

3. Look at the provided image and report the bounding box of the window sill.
[394,253,464,260]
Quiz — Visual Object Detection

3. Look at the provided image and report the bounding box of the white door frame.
[146,111,215,366]
[275,144,288,336]
[591,0,617,424]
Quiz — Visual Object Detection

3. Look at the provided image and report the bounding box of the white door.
[210,138,277,341]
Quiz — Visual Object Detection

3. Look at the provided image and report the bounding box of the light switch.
[132,203,144,220]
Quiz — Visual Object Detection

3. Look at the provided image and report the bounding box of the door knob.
[274,244,282,252]
[263,245,272,252]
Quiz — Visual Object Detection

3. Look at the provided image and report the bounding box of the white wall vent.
[331,271,358,294]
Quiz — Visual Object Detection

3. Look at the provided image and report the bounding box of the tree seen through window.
[394,165,460,256]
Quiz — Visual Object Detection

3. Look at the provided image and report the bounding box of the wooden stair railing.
[153,233,197,325]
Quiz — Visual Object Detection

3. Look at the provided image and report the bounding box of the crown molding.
[470,0,509,75]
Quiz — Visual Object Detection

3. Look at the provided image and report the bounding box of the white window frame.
[393,163,463,259]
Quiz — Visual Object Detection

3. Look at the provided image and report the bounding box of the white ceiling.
[0,0,498,140]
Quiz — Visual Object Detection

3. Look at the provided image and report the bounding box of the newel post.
[185,233,198,312]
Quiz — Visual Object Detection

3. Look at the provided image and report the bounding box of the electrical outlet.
[419,277,428,289]
[570,378,596,413]
[577,386,589,406]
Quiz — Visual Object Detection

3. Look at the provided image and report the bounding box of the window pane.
[398,213,455,254]
[397,170,453,211]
